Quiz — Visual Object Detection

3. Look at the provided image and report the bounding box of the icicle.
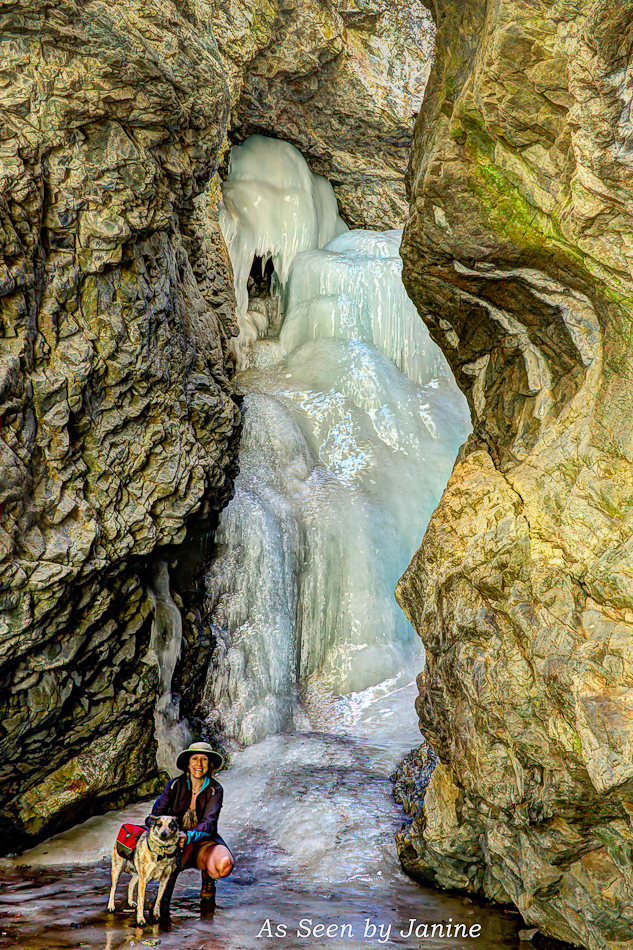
[219,134,347,367]
[146,561,192,775]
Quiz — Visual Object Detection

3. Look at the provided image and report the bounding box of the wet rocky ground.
[0,682,571,950]
[0,859,527,950]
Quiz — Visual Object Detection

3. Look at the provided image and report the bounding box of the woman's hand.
[178,832,188,848]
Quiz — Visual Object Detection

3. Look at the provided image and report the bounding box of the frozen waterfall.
[210,146,471,746]
[280,230,448,387]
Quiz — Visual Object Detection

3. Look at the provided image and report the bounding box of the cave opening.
[247,254,275,299]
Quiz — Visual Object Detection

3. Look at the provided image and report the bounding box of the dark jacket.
[148,774,224,843]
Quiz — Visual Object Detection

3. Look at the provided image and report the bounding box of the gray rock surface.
[396,1,633,947]
[0,0,239,850]
[213,0,435,228]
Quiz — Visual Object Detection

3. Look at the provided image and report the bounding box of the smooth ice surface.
[203,229,471,746]
[219,135,347,365]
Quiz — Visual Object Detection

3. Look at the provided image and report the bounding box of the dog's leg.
[160,872,178,920]
[135,873,148,926]
[108,848,124,912]
[127,872,138,908]
[153,870,172,921]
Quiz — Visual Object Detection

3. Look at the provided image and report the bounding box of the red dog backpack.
[115,823,145,860]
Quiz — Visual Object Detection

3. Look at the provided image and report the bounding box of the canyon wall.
[0,0,241,852]
[396,1,633,948]
[0,0,431,852]
[213,0,433,228]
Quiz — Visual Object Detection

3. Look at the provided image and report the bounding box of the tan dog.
[108,816,180,925]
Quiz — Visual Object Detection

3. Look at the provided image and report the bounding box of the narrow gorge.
[1,2,632,950]
[0,0,432,849]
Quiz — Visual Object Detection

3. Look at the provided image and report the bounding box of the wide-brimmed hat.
[176,741,224,773]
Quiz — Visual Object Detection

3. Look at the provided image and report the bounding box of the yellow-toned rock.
[397,0,633,946]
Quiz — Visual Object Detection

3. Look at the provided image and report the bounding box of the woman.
[148,741,234,903]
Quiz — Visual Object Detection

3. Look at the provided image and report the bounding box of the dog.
[108,816,181,925]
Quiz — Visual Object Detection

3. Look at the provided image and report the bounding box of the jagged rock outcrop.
[0,0,240,851]
[396,1,633,948]
[213,0,434,229]
[392,742,437,821]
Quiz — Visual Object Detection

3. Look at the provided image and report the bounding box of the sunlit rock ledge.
[396,0,633,947]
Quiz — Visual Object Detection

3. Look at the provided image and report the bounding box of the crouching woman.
[148,741,234,904]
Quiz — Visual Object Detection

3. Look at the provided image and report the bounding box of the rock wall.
[212,0,434,228]
[0,0,430,852]
[0,0,240,852]
[396,1,633,948]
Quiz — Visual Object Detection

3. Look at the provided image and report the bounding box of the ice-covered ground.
[10,674,422,873]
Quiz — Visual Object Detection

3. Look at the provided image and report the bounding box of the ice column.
[146,561,192,775]
[280,230,451,387]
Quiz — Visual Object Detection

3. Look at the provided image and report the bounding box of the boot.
[200,870,216,904]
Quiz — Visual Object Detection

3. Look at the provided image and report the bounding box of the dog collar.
[147,838,179,860]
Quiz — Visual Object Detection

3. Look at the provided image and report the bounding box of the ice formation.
[204,222,471,746]
[219,134,347,366]
[280,230,449,387]
[146,562,192,775]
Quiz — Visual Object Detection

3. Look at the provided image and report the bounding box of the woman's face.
[189,754,210,780]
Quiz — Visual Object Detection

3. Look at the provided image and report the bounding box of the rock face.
[0,0,430,852]
[0,0,239,851]
[212,0,435,228]
[397,1,633,948]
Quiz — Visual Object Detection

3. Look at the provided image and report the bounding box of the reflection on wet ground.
[0,861,526,950]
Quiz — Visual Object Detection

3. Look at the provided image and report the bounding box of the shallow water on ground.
[0,863,525,950]
[0,679,540,950]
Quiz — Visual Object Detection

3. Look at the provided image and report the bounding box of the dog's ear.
[148,816,158,826]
